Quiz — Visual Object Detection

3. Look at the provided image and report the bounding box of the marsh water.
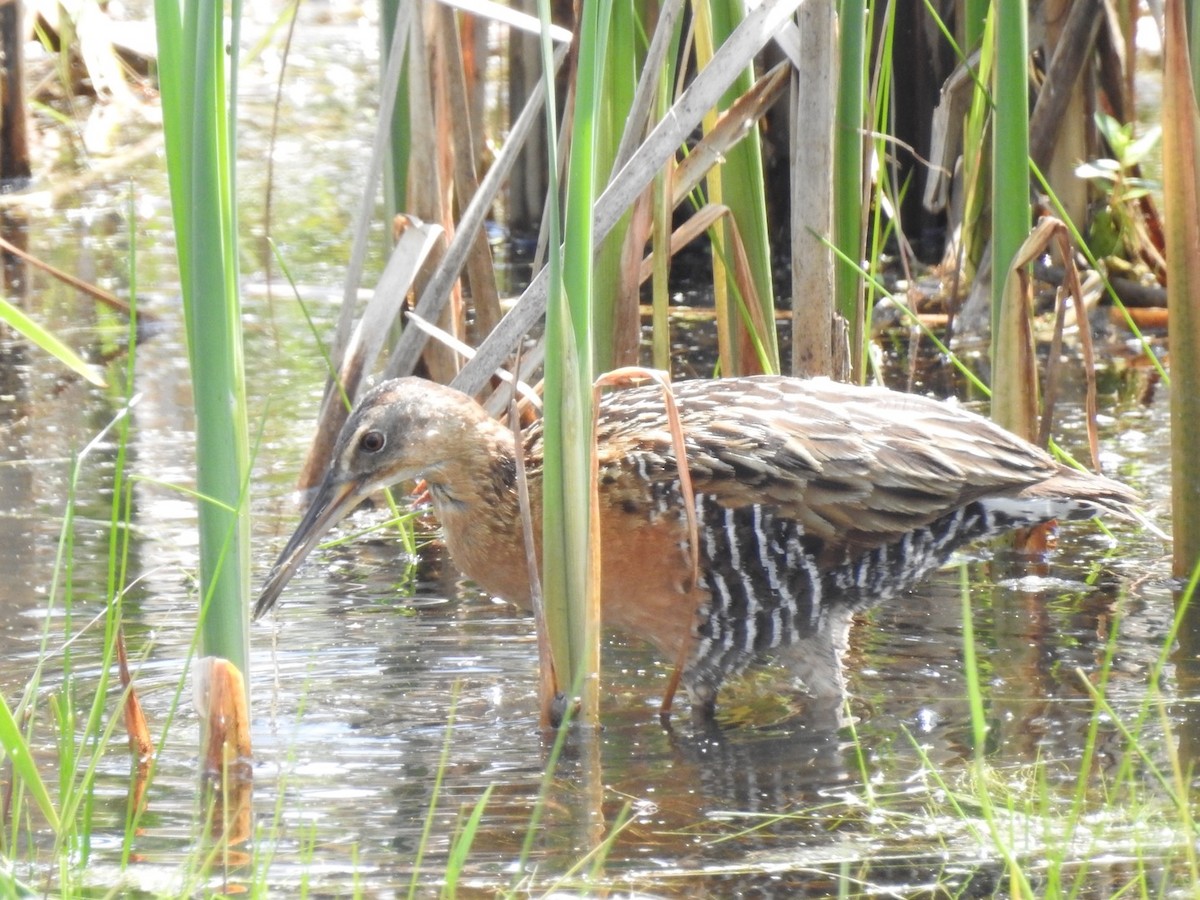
[0,7,1194,898]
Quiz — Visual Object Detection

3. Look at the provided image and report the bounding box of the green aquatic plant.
[1074,112,1162,261]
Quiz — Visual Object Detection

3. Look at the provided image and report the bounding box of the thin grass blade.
[0,693,60,832]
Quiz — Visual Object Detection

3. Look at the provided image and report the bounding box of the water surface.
[0,6,1190,898]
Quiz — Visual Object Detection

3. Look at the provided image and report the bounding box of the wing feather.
[593,376,1067,549]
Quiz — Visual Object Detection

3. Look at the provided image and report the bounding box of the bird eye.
[360,430,386,453]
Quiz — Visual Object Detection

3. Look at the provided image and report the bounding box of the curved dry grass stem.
[997,216,1101,470]
[1050,223,1100,469]
[592,367,697,721]
[507,377,557,726]
[0,233,134,316]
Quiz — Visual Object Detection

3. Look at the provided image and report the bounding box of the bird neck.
[425,417,536,606]
[424,416,519,512]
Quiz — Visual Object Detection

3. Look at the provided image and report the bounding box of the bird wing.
[595,377,1063,550]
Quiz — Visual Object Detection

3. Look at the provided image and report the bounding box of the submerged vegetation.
[0,0,1194,897]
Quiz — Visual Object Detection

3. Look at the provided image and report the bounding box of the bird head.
[253,377,487,619]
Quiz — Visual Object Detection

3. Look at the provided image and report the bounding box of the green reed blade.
[990,1,1030,341]
[0,297,105,386]
[154,0,251,680]
[0,692,60,833]
[834,0,867,379]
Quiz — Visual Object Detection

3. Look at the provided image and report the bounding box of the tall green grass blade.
[0,869,35,897]
[962,0,987,49]
[958,8,994,289]
[958,566,1033,896]
[990,2,1030,342]
[540,0,606,720]
[512,682,583,888]
[691,0,734,373]
[542,800,634,892]
[49,693,77,855]
[533,0,569,718]
[592,0,638,372]
[647,3,684,372]
[834,0,867,379]
[154,0,251,678]
[380,0,410,217]
[268,239,348,397]
[702,0,778,374]
[863,0,896,378]
[442,784,493,898]
[0,693,60,832]
[152,0,186,281]
[408,686,460,900]
[0,297,105,385]
[558,2,606,705]
[55,227,142,867]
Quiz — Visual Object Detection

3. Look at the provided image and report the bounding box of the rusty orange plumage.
[255,376,1137,716]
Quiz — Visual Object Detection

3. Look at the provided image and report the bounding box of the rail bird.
[255,376,1137,717]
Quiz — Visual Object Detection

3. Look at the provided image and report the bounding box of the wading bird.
[255,376,1137,718]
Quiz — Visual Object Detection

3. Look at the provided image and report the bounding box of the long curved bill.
[253,473,366,620]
